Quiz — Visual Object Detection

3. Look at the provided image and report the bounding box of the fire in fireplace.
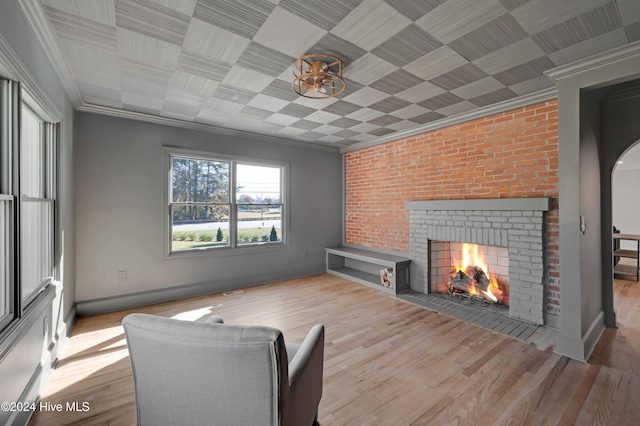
[433,242,509,305]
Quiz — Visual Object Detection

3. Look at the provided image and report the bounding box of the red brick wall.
[344,100,560,317]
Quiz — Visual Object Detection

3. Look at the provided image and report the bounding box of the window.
[167,149,285,255]
[0,77,57,332]
[0,78,19,331]
[170,156,231,250]
[20,106,55,304]
[236,164,282,246]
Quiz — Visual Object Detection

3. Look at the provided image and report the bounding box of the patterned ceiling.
[28,0,640,149]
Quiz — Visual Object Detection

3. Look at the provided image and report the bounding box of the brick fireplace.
[406,198,550,325]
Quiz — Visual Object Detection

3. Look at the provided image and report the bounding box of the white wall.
[75,112,342,313]
[613,166,640,250]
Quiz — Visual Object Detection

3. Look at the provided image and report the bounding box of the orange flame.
[454,243,502,302]
[453,243,485,272]
[482,276,500,302]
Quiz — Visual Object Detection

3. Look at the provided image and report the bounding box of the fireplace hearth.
[396,290,536,339]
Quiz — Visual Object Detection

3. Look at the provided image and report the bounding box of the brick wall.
[344,100,560,319]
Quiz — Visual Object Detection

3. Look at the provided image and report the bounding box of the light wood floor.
[29,273,640,425]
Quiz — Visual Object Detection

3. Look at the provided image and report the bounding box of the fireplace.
[431,241,509,305]
[406,198,550,325]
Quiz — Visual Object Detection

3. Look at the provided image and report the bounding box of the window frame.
[0,194,15,331]
[0,77,58,335]
[164,147,288,259]
[20,104,56,306]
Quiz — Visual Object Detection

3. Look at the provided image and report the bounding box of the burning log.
[446,243,506,304]
[448,266,504,304]
[487,285,505,304]
[468,266,490,291]
[449,269,472,294]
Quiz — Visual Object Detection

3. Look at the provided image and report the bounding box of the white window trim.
[0,82,58,336]
[0,194,14,331]
[163,147,289,260]
[20,103,57,307]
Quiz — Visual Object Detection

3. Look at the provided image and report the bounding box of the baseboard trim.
[583,310,606,360]
[63,303,77,336]
[49,304,77,368]
[76,267,323,316]
[555,310,605,361]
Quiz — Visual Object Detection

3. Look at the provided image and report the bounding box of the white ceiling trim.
[340,87,558,153]
[78,102,340,152]
[545,40,640,83]
[14,0,84,108]
[0,31,62,121]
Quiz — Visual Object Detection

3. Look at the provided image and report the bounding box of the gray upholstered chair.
[122,313,324,426]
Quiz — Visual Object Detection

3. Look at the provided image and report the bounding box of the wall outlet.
[118,270,127,281]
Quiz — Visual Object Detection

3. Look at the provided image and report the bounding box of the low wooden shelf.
[325,247,411,294]
[613,233,640,281]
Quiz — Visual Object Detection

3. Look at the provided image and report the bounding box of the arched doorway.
[590,141,640,374]
[612,143,640,275]
[600,86,640,333]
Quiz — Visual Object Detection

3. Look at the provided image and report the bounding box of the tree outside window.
[168,152,284,254]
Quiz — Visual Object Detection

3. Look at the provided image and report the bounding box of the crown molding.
[0,31,62,121]
[14,0,84,109]
[545,40,640,83]
[78,103,340,153]
[340,87,558,153]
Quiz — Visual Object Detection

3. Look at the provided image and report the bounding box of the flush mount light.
[292,53,346,99]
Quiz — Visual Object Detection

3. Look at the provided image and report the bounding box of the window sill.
[165,241,286,261]
[0,283,56,360]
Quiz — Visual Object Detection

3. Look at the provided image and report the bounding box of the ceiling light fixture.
[292,53,346,99]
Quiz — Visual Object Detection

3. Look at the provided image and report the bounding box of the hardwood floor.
[29,273,640,425]
[590,269,640,376]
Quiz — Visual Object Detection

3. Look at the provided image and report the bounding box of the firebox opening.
[430,241,510,306]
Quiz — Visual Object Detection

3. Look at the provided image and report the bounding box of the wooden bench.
[325,247,411,294]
